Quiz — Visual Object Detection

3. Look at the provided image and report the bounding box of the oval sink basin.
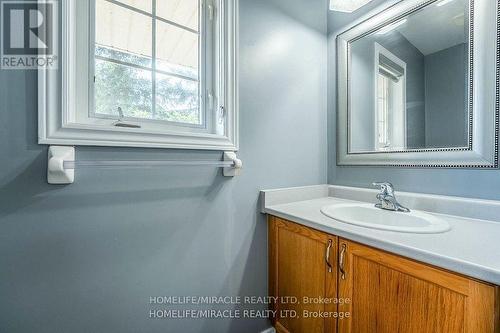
[321,203,450,234]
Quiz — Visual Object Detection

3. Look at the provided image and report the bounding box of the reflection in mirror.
[349,0,469,153]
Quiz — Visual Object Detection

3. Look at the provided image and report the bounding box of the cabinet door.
[269,216,338,333]
[337,239,499,333]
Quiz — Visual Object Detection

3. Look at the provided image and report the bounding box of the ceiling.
[395,0,467,56]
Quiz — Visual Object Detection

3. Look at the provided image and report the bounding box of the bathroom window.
[39,0,238,150]
[93,0,204,127]
[377,73,390,147]
[374,43,406,151]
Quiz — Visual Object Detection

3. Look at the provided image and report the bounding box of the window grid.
[95,0,203,125]
[103,0,199,34]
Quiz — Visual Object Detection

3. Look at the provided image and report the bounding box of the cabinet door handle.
[325,239,333,273]
[339,243,347,280]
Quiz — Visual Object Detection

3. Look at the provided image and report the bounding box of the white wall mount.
[223,151,243,177]
[47,146,242,184]
[47,146,75,184]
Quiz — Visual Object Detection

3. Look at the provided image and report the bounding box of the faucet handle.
[372,182,394,195]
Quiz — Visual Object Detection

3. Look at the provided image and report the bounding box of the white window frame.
[38,0,238,151]
[373,42,407,151]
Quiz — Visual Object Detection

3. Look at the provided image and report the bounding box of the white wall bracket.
[47,146,75,184]
[223,151,243,177]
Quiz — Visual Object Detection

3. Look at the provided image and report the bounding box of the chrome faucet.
[372,182,410,212]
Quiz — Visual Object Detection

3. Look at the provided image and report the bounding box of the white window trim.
[38,0,239,151]
[373,42,407,150]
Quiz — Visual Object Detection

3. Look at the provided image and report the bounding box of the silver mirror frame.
[337,0,499,168]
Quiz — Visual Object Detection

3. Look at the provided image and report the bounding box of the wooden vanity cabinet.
[268,216,338,333]
[268,216,500,333]
[337,239,499,333]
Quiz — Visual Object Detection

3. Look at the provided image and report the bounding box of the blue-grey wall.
[0,0,327,332]
[328,0,500,201]
[349,30,426,151]
[424,43,468,148]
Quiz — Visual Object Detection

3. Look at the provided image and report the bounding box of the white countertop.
[261,185,500,285]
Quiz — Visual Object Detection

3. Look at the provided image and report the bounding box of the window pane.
[95,45,152,68]
[157,0,199,31]
[116,0,152,13]
[156,73,200,124]
[96,0,152,66]
[156,20,199,79]
[94,0,203,126]
[95,59,153,119]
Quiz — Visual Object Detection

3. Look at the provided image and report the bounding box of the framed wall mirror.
[337,0,499,167]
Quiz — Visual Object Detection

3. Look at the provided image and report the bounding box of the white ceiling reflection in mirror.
[329,0,374,13]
